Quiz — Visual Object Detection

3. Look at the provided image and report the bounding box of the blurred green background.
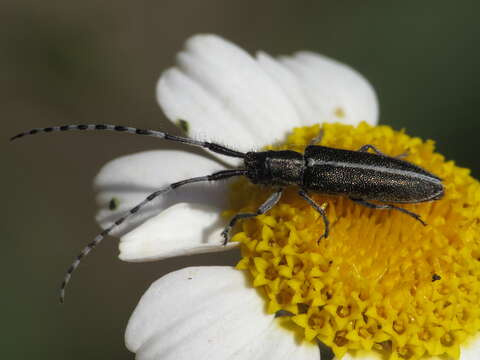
[3,1,479,359]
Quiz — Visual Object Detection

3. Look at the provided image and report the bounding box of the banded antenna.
[11,123,247,302]
[10,123,246,159]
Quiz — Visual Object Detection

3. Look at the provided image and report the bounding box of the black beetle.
[11,123,444,301]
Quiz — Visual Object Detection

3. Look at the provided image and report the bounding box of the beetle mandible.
[11,123,444,302]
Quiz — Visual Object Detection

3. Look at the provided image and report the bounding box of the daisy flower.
[94,34,480,360]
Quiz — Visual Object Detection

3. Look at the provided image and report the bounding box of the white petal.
[460,334,480,360]
[126,266,318,360]
[119,202,237,262]
[94,150,229,236]
[157,34,302,163]
[257,51,379,126]
[158,34,379,168]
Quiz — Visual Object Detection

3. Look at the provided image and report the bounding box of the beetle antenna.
[59,169,246,303]
[11,124,245,159]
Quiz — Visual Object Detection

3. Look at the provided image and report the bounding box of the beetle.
[11,123,444,302]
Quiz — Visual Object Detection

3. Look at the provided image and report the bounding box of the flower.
[94,34,480,360]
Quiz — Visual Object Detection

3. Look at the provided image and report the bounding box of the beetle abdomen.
[304,146,444,203]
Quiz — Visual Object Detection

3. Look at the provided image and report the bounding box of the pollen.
[227,122,480,360]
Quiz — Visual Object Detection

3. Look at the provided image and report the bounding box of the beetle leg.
[395,151,409,159]
[298,189,330,242]
[309,128,325,145]
[349,198,427,226]
[221,188,283,245]
[358,144,408,159]
[357,144,387,156]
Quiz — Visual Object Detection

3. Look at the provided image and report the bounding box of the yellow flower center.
[226,122,480,360]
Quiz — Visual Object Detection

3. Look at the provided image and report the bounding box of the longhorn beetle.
[11,124,444,302]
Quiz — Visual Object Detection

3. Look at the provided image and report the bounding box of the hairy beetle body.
[303,145,444,203]
[245,145,444,203]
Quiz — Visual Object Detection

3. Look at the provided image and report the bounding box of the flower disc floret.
[227,122,480,360]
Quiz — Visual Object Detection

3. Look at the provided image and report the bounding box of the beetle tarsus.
[358,144,409,159]
[309,128,325,145]
[395,150,409,159]
[221,229,229,246]
[317,231,328,245]
[358,144,385,155]
[350,198,426,226]
[222,189,283,245]
[298,189,330,243]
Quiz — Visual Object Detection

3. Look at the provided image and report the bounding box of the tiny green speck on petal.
[109,197,120,211]
[175,119,189,135]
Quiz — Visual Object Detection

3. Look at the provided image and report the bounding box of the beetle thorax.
[244,150,304,186]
